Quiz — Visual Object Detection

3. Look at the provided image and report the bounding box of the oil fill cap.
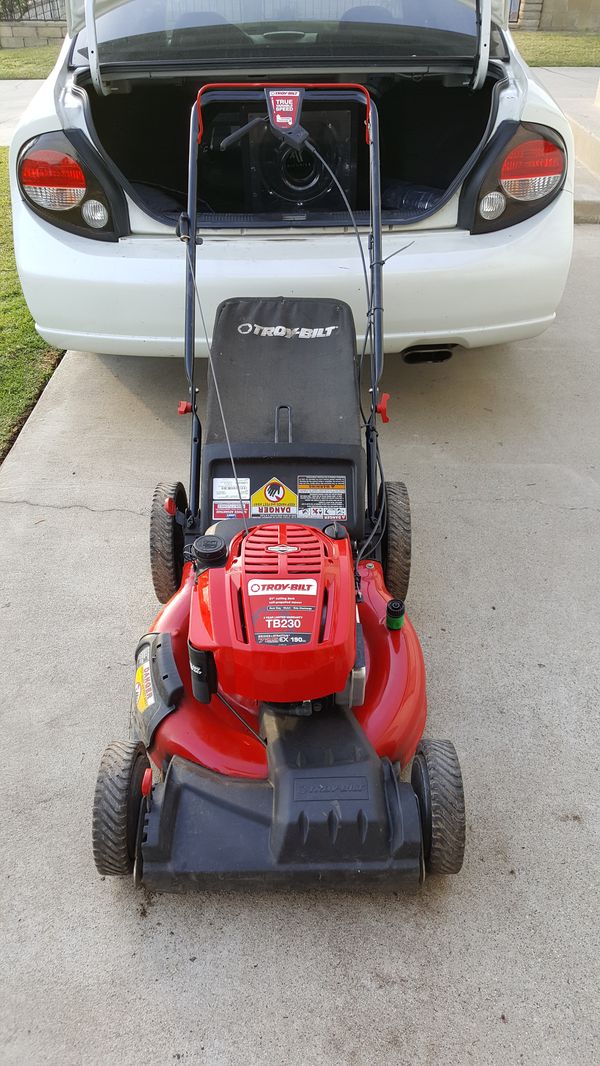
[386,599,405,630]
[191,535,228,566]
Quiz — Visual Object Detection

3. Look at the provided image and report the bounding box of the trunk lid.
[69,2,508,97]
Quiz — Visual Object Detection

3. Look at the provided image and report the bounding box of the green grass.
[0,42,62,80]
[512,32,600,67]
[0,146,60,460]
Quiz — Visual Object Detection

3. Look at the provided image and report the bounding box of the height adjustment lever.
[376,393,390,424]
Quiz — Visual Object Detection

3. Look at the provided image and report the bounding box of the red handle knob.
[376,392,390,423]
[178,400,192,415]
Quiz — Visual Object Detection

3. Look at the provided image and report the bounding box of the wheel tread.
[150,481,187,604]
[414,739,466,876]
[92,740,149,877]
[383,481,411,602]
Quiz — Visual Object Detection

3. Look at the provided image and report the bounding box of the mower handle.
[197,82,372,146]
[219,115,267,152]
[183,83,384,523]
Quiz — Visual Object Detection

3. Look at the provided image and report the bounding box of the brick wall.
[515,1,544,30]
[517,0,600,31]
[0,19,65,48]
[539,0,600,32]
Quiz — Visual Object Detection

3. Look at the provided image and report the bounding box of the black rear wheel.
[411,739,466,875]
[92,741,150,877]
[150,480,187,603]
[381,481,411,602]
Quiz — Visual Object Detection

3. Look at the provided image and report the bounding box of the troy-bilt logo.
[266,544,300,554]
[238,323,339,339]
[248,580,317,596]
[267,89,302,129]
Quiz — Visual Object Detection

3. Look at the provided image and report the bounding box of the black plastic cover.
[187,644,217,704]
[141,705,422,889]
[200,442,366,540]
[201,295,366,538]
[132,632,184,747]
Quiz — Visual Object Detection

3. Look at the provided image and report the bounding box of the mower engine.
[188,523,361,713]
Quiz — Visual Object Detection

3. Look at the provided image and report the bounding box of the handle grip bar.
[219,115,267,152]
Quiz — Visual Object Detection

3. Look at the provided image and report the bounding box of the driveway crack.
[0,498,146,518]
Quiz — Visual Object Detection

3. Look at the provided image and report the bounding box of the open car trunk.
[86,72,500,229]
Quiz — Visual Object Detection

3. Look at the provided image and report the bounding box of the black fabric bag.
[206,296,361,447]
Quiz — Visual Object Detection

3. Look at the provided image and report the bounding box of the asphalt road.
[1,228,599,1066]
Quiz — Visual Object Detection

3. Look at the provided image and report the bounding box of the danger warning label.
[297,475,347,520]
[135,645,155,713]
[251,477,297,517]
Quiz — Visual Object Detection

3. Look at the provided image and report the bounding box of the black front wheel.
[411,739,466,876]
[92,741,150,877]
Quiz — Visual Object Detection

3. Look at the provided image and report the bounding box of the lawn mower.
[92,83,465,890]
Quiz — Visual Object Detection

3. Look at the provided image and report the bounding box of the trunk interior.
[86,73,497,228]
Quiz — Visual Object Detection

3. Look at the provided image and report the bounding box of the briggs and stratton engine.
[188,523,358,708]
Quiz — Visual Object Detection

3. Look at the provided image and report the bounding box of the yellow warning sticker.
[251,476,297,517]
[134,646,155,713]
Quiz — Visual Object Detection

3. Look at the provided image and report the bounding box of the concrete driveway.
[0,80,44,147]
[1,228,599,1066]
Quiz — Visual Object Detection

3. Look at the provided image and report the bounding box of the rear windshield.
[72,1,504,67]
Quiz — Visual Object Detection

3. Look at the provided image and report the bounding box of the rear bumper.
[12,188,573,357]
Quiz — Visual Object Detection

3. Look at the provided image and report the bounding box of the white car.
[10,1,573,360]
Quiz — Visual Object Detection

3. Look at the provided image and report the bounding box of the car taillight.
[16,131,129,242]
[499,139,565,202]
[459,122,568,235]
[20,149,87,211]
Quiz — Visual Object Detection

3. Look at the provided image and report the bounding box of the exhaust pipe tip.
[402,345,455,365]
